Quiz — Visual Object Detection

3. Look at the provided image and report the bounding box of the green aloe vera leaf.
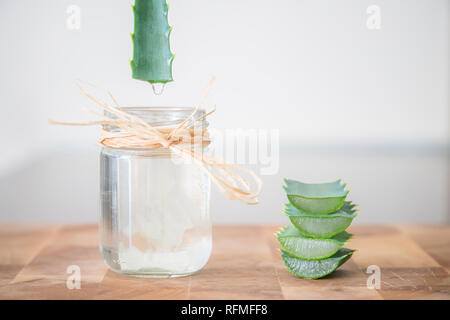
[276,225,352,260]
[131,0,174,84]
[281,248,355,279]
[283,178,349,214]
[285,202,358,238]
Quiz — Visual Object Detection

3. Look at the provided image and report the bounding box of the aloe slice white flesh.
[283,178,349,214]
[281,248,355,279]
[277,225,352,260]
[285,202,358,238]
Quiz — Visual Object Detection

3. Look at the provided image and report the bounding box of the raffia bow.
[50,77,262,204]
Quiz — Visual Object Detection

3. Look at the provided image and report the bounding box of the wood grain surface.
[0,224,449,300]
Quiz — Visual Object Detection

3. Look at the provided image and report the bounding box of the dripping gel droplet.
[151,83,165,95]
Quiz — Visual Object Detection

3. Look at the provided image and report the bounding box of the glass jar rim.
[120,106,205,113]
[105,106,207,130]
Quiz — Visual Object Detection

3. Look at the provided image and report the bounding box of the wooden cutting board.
[0,224,449,299]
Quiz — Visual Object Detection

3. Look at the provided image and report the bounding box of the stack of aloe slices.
[277,179,358,279]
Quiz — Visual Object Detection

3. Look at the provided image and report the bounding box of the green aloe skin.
[281,248,355,279]
[285,202,358,238]
[277,225,352,260]
[131,0,174,84]
[283,178,349,215]
[279,178,358,279]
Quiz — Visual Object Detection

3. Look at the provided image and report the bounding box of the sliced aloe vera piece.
[281,248,355,279]
[283,178,349,214]
[277,225,352,260]
[285,202,358,238]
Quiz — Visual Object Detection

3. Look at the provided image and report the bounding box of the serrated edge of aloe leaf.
[332,231,353,244]
[282,178,349,199]
[281,248,355,279]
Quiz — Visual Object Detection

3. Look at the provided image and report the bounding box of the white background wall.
[0,0,448,224]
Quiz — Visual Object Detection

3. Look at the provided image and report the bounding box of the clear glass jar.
[99,107,212,278]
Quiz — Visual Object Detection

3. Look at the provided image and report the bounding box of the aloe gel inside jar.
[99,107,212,278]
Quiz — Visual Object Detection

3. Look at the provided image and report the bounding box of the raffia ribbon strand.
[49,77,262,204]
